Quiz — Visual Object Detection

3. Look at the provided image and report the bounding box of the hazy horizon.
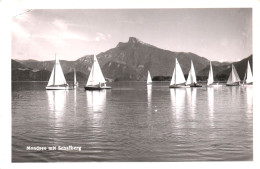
[12,8,252,62]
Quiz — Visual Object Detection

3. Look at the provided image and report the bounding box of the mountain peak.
[116,37,152,48]
[128,37,140,44]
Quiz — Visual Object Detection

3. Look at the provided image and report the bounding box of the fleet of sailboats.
[84,55,111,90]
[45,54,252,90]
[169,58,190,88]
[226,64,241,86]
[186,60,202,87]
[147,70,152,85]
[243,61,253,85]
[46,55,69,90]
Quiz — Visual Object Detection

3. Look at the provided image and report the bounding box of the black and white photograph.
[1,0,260,168]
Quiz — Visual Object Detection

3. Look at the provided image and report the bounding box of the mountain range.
[12,37,252,82]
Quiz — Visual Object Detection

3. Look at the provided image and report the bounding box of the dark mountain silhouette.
[65,71,87,82]
[12,59,27,70]
[12,37,252,82]
[216,55,253,81]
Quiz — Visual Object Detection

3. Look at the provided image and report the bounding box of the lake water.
[12,81,253,162]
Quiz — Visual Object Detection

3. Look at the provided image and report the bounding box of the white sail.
[170,68,176,85]
[227,64,241,84]
[147,70,152,84]
[47,67,55,86]
[74,68,76,84]
[47,56,67,86]
[207,61,214,86]
[186,60,197,85]
[86,55,106,86]
[74,68,78,86]
[245,61,253,84]
[170,58,186,85]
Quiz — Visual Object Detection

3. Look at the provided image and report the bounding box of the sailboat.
[206,61,220,87]
[169,58,190,88]
[207,61,214,86]
[46,55,69,90]
[147,70,152,85]
[243,61,253,85]
[226,64,241,86]
[186,60,202,87]
[73,68,78,88]
[84,55,111,90]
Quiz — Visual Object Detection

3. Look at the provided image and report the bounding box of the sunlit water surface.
[12,81,253,162]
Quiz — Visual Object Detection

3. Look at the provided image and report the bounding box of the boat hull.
[226,82,240,86]
[46,85,70,90]
[244,82,253,85]
[189,83,202,87]
[84,86,111,90]
[169,85,190,88]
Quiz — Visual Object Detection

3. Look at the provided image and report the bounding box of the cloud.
[29,19,92,43]
[12,22,31,38]
[95,32,112,42]
[53,19,68,30]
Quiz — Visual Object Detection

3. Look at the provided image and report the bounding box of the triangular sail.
[170,67,176,85]
[227,64,240,84]
[147,71,152,84]
[86,55,106,86]
[207,61,214,86]
[74,68,77,85]
[170,58,186,85]
[245,61,253,84]
[186,60,197,85]
[47,67,55,86]
[47,56,67,86]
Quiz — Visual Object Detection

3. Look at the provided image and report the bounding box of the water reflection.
[86,90,107,130]
[187,88,197,120]
[170,88,186,123]
[147,85,152,110]
[86,90,106,113]
[46,90,67,133]
[74,89,77,115]
[47,90,67,115]
[207,87,214,128]
[246,86,253,108]
[245,86,253,119]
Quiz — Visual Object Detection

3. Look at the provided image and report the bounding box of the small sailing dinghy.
[169,58,190,88]
[207,61,214,86]
[73,68,78,88]
[84,55,111,90]
[147,70,152,85]
[243,61,253,85]
[186,60,202,87]
[46,55,69,90]
[207,61,220,87]
[226,64,241,86]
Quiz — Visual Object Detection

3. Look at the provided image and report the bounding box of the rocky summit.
[12,37,252,82]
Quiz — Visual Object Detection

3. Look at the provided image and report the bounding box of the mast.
[74,68,76,84]
[54,53,56,85]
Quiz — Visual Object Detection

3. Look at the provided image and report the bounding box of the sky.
[12,8,252,62]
